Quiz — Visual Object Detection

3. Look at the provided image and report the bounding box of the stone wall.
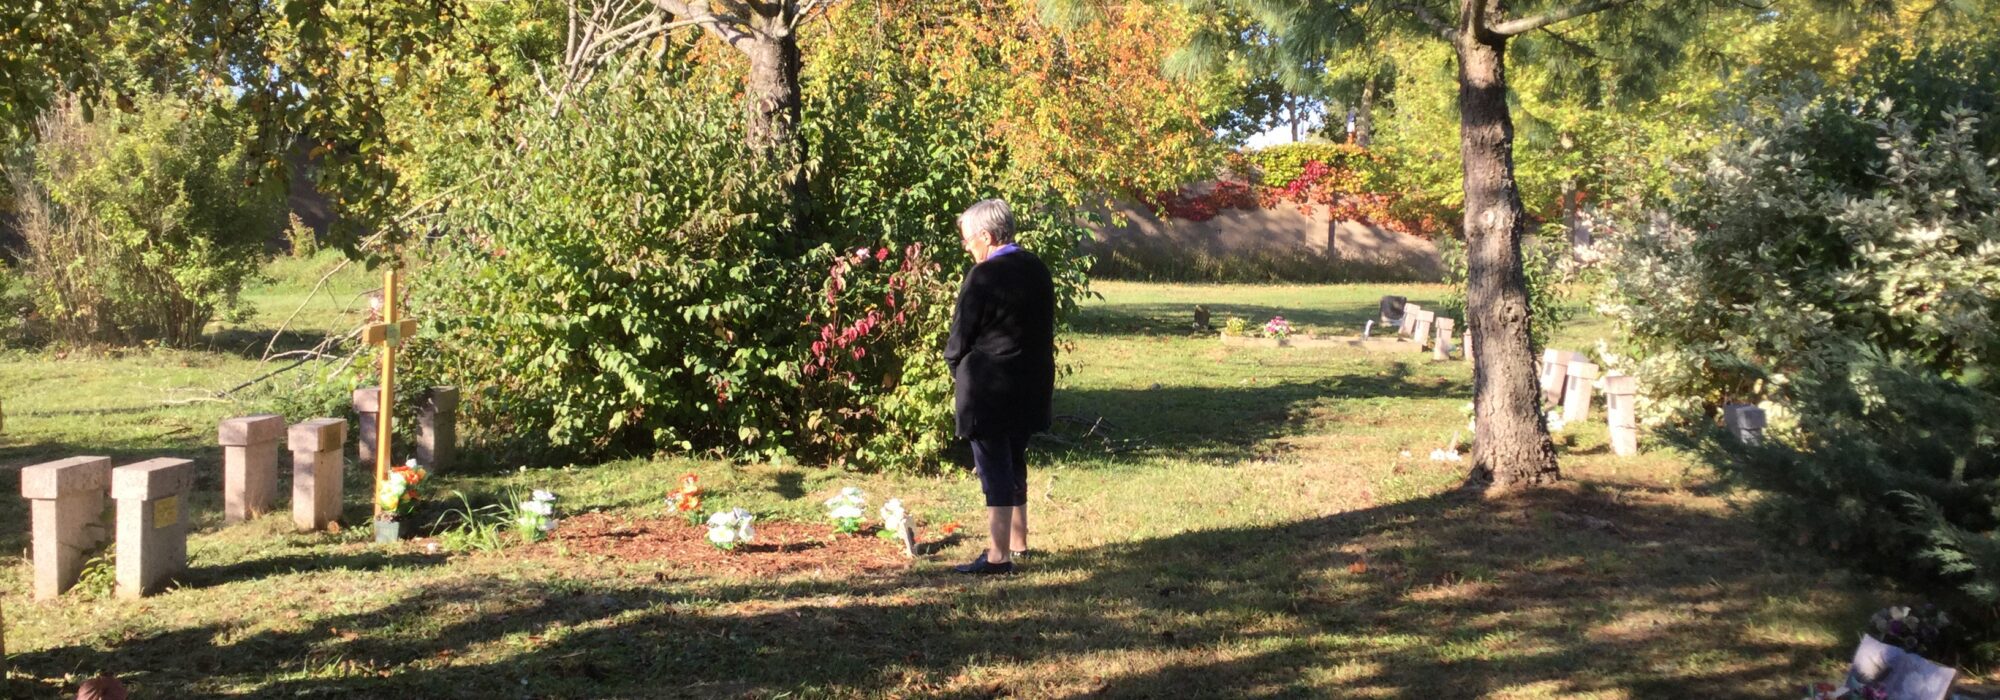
[1084,197,1444,281]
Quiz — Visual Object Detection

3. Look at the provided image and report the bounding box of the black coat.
[943,248,1057,439]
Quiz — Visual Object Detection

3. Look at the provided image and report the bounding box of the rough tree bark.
[1456,0,1560,491]
[1355,74,1376,147]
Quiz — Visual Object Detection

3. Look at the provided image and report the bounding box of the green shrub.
[1611,42,2000,646]
[284,213,319,259]
[1246,141,1390,191]
[9,95,281,347]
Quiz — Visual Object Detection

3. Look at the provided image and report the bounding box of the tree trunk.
[1456,18,1559,491]
[742,10,806,230]
[1356,75,1376,147]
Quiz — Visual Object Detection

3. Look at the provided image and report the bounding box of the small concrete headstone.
[1722,403,1767,446]
[1540,349,1584,405]
[1604,374,1640,457]
[1379,296,1407,326]
[1410,310,1436,352]
[1562,362,1600,424]
[20,456,112,599]
[352,387,381,468]
[898,521,918,558]
[418,386,459,472]
[1193,305,1211,330]
[289,418,349,532]
[1362,320,1375,339]
[1399,303,1424,339]
[1433,318,1456,361]
[1463,327,1475,364]
[111,458,194,598]
[219,414,285,523]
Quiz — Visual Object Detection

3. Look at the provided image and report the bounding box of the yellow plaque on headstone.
[153,496,180,528]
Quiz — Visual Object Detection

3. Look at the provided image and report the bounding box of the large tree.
[1172,0,1761,491]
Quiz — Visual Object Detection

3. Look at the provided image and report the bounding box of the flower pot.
[374,519,404,543]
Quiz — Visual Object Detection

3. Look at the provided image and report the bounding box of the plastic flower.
[514,489,559,540]
[1546,410,1567,433]
[880,499,907,532]
[824,487,869,533]
[1429,448,1462,463]
[666,473,703,513]
[706,508,755,550]
[1263,316,1293,339]
[376,460,429,517]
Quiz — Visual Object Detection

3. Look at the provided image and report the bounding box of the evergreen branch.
[1390,2,1458,40]
[1490,0,1637,36]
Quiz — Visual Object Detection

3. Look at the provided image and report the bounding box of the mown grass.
[0,273,1885,698]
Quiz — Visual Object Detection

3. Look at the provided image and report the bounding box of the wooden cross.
[362,268,418,519]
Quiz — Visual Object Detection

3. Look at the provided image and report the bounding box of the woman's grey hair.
[958,198,1016,244]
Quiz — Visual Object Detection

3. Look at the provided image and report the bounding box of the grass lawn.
[0,274,1883,698]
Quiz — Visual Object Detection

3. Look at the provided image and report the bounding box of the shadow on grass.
[1048,363,1467,464]
[9,480,1855,698]
[1073,299,1443,338]
[203,327,345,362]
[181,548,451,590]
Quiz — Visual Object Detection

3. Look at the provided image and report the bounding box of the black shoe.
[953,552,1015,575]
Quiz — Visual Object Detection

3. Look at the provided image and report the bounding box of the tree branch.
[648,0,757,52]
[1391,2,1459,41]
[1489,0,1636,36]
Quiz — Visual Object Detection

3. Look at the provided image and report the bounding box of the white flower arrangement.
[514,489,558,541]
[879,498,907,532]
[706,508,756,550]
[824,487,869,533]
[1546,410,1567,433]
[1429,448,1462,462]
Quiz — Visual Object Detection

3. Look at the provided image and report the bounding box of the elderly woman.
[943,198,1057,575]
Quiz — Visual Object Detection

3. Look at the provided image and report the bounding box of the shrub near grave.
[1611,42,2000,658]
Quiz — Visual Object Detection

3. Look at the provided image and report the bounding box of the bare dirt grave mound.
[536,512,914,578]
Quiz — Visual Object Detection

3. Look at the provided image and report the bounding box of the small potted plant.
[374,459,428,543]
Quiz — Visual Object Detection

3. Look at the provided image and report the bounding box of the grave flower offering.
[706,508,755,551]
[1545,410,1567,433]
[1869,604,1950,656]
[1429,447,1462,463]
[515,489,558,541]
[1264,316,1293,340]
[375,459,428,520]
[665,473,703,514]
[877,498,908,541]
[824,486,868,534]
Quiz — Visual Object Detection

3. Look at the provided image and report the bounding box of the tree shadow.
[1049,363,1468,464]
[7,479,1857,698]
[1073,299,1443,338]
[201,327,345,362]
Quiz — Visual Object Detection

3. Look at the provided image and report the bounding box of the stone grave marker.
[352,387,381,468]
[418,386,458,472]
[1540,349,1585,405]
[1362,320,1375,339]
[112,457,194,598]
[1604,374,1640,457]
[1379,296,1407,326]
[20,456,111,599]
[219,414,285,523]
[1410,310,1436,352]
[1433,318,1456,361]
[1723,403,1766,445]
[1399,303,1424,339]
[1463,327,1474,364]
[290,418,349,531]
[1193,305,1210,330]
[1562,361,1600,424]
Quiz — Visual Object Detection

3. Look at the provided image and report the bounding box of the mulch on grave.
[530,511,916,578]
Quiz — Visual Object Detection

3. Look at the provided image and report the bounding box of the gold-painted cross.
[363,268,420,519]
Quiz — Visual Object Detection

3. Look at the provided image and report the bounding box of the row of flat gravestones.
[1375,297,1468,362]
[1383,295,1769,456]
[17,386,457,601]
